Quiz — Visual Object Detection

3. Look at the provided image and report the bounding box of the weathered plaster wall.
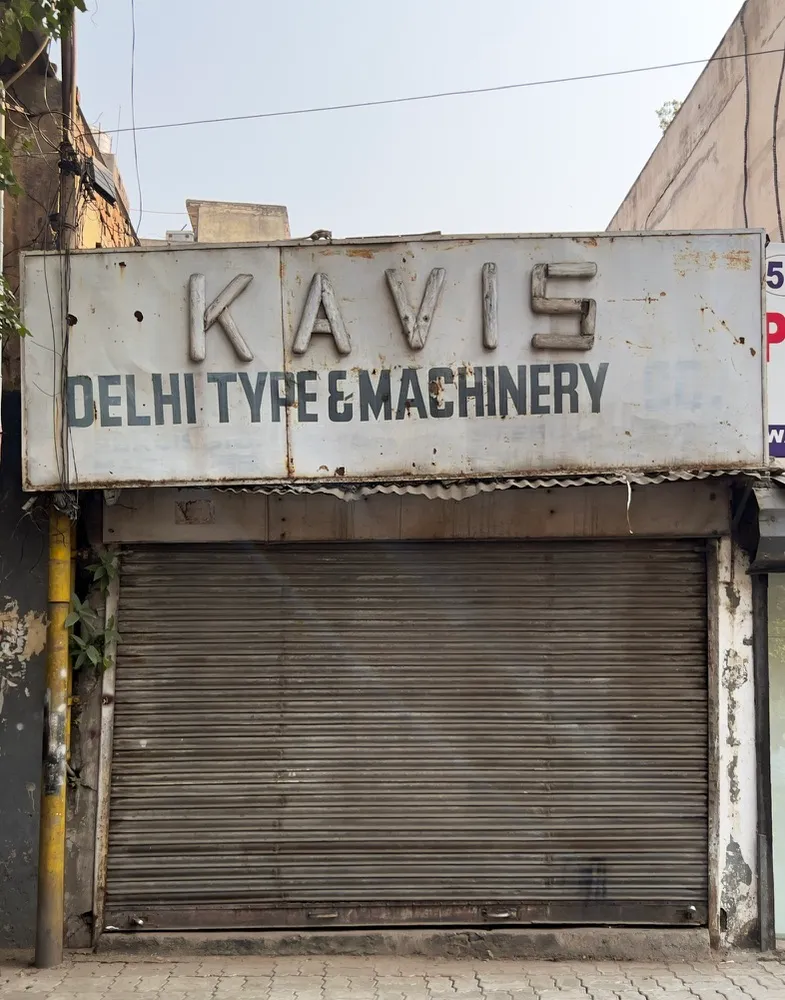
[716,537,759,946]
[2,71,137,392]
[609,0,785,234]
[186,199,290,242]
[0,394,48,947]
[73,109,137,253]
[2,68,61,393]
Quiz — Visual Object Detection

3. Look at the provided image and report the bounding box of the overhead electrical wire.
[17,37,785,235]
[93,45,785,138]
[129,0,143,233]
[773,41,785,241]
[129,206,187,215]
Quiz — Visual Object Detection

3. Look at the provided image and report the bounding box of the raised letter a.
[293,273,351,356]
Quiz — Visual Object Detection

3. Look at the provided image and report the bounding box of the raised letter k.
[189,273,254,363]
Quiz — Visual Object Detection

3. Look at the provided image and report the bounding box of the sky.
[73,0,744,241]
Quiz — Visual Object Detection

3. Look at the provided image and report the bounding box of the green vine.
[0,2,86,64]
[87,548,121,594]
[0,274,28,339]
[656,98,683,133]
[66,551,121,671]
[0,142,21,197]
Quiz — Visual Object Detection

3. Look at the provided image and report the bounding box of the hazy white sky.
[75,0,742,239]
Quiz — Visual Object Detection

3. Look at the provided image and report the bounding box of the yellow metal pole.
[66,524,76,761]
[36,9,78,969]
[35,508,72,968]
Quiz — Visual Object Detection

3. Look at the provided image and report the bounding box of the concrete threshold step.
[94,927,713,962]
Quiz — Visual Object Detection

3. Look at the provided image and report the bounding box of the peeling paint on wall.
[724,837,754,891]
[723,648,749,806]
[716,538,758,946]
[0,600,47,718]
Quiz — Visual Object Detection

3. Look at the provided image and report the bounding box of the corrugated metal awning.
[219,469,776,502]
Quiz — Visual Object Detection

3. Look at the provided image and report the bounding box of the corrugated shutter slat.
[105,540,707,930]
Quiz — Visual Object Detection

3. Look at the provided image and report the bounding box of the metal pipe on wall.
[35,14,78,968]
[0,82,5,461]
[58,18,78,256]
[1,82,5,285]
[34,510,71,968]
[66,523,76,762]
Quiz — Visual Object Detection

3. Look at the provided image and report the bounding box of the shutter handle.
[308,911,338,920]
[486,910,512,919]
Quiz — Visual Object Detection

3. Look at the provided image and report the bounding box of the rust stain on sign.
[429,376,446,402]
[674,248,752,276]
[724,249,752,271]
[346,247,375,259]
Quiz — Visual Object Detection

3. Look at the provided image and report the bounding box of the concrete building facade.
[0,45,294,946]
[608,0,785,234]
[609,0,785,947]
[0,32,137,949]
[16,223,769,956]
[186,200,290,243]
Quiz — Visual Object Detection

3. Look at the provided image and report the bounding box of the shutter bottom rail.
[104,900,707,932]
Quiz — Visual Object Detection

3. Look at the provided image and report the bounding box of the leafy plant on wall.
[66,550,120,671]
[656,99,683,133]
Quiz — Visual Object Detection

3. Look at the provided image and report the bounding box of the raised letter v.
[385,267,445,350]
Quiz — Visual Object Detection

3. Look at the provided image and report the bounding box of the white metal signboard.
[767,242,785,464]
[21,232,765,489]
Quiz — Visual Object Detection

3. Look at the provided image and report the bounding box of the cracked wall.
[609,0,785,234]
[717,537,758,946]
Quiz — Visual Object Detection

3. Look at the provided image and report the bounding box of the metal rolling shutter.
[105,540,708,931]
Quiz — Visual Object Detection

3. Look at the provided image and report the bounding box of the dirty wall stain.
[0,599,47,717]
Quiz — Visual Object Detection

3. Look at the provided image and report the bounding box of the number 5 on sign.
[768,258,785,291]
